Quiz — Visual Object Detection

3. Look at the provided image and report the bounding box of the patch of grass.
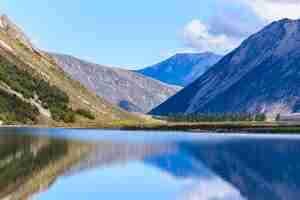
[109,120,144,128]
[75,109,95,120]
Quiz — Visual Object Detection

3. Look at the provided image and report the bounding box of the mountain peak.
[277,18,299,24]
[0,14,33,50]
[277,18,293,23]
[0,13,138,125]
[138,52,221,86]
[0,14,18,31]
[0,14,8,28]
[262,17,300,35]
[150,18,300,118]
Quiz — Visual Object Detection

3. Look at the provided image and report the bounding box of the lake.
[1,128,300,200]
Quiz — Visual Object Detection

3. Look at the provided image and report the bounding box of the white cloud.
[245,0,300,21]
[180,0,300,54]
[181,20,241,54]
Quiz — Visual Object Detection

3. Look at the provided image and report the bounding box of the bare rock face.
[0,15,33,50]
[50,53,181,113]
[151,18,300,118]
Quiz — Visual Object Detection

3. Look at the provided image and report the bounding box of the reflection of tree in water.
[0,133,94,200]
[0,132,178,200]
[3,133,300,200]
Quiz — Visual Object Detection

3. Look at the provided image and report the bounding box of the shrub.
[0,89,39,124]
[254,113,266,122]
[50,106,75,123]
[75,109,95,120]
[276,114,281,122]
[0,55,76,123]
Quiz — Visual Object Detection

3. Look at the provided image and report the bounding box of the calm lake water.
[1,128,300,200]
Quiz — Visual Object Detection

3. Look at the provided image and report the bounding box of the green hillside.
[0,15,138,126]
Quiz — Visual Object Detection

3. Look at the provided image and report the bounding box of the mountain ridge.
[137,52,222,86]
[151,18,300,118]
[49,53,181,113]
[0,15,137,125]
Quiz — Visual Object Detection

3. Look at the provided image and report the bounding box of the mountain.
[0,15,136,125]
[49,53,181,113]
[151,18,300,118]
[137,52,222,86]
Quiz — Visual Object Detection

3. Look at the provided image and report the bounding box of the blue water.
[2,128,300,200]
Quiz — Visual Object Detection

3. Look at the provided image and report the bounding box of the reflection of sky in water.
[33,162,189,200]
[3,128,300,200]
[11,128,300,144]
[178,177,245,200]
[32,158,245,200]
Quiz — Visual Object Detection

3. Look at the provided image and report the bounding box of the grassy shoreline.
[119,122,300,134]
[3,121,300,134]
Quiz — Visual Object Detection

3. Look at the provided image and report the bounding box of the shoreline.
[3,122,300,134]
[120,123,300,134]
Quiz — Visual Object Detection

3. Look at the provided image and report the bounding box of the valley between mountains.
[2,14,300,130]
[0,14,137,126]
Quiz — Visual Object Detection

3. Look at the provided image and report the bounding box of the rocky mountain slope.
[151,18,300,118]
[0,15,136,125]
[137,52,221,86]
[50,53,181,113]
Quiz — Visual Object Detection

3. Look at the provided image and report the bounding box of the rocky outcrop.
[0,15,33,50]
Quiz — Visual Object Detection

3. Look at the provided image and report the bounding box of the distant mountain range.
[137,52,222,86]
[0,15,136,125]
[50,53,181,113]
[4,12,300,123]
[151,18,300,118]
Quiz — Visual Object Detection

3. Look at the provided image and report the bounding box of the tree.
[276,114,281,121]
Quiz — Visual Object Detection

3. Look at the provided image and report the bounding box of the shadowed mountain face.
[50,53,181,113]
[151,19,300,118]
[137,53,222,87]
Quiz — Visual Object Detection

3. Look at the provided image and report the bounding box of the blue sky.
[2,0,300,69]
[1,0,214,69]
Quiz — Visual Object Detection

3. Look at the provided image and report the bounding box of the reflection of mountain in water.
[67,142,177,175]
[145,152,211,179]
[181,138,300,200]
[3,131,300,200]
[58,136,300,200]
